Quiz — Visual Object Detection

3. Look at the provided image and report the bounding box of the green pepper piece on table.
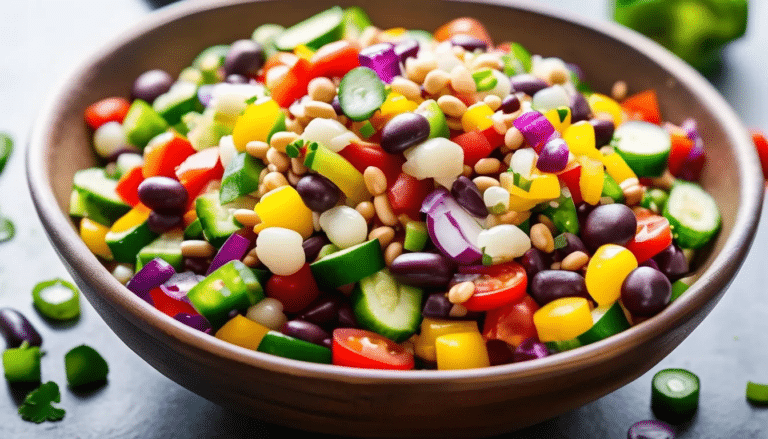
[3,342,41,383]
[32,279,80,321]
[614,0,748,73]
[65,345,109,387]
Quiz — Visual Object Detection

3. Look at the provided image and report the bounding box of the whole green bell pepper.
[614,0,748,73]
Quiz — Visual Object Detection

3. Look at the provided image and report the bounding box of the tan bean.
[550,262,562,270]
[307,77,336,103]
[537,214,558,235]
[474,157,503,175]
[547,67,570,85]
[233,209,260,228]
[374,194,398,226]
[242,248,260,268]
[503,152,514,166]
[246,140,269,159]
[398,214,411,228]
[499,210,529,225]
[449,64,476,94]
[619,177,640,191]
[623,184,645,206]
[304,100,337,120]
[359,26,380,47]
[405,56,437,84]
[268,131,299,154]
[285,117,304,135]
[384,241,403,267]
[448,281,475,304]
[265,65,289,90]
[437,95,468,118]
[363,166,387,196]
[449,304,469,318]
[530,223,555,253]
[484,94,502,112]
[650,170,676,190]
[612,80,628,101]
[446,117,464,131]
[562,251,589,271]
[266,147,290,173]
[355,201,376,223]
[180,240,216,258]
[290,157,308,175]
[423,69,451,95]
[390,76,421,101]
[461,164,474,178]
[286,170,301,186]
[504,127,524,150]
[368,226,395,249]
[491,113,507,135]
[473,176,500,193]
[471,53,502,70]
[263,171,289,192]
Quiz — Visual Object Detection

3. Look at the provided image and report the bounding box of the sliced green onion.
[65,345,109,388]
[746,381,768,405]
[651,368,700,422]
[32,279,80,321]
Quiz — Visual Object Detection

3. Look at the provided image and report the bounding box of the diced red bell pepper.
[149,287,199,318]
[750,129,768,181]
[452,130,495,167]
[84,97,131,130]
[558,161,583,204]
[143,132,196,179]
[174,147,224,200]
[483,295,539,348]
[387,173,433,220]
[621,90,661,125]
[310,40,361,79]
[481,126,505,149]
[338,141,405,185]
[270,58,312,108]
[115,166,144,206]
[666,125,695,178]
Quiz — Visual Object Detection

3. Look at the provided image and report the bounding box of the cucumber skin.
[615,148,669,178]
[106,221,159,263]
[663,182,721,249]
[350,272,423,343]
[309,239,385,290]
[195,192,241,248]
[275,6,344,52]
[219,152,264,205]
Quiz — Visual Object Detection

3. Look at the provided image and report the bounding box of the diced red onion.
[197,84,214,107]
[676,143,705,181]
[359,43,402,84]
[206,233,252,275]
[681,118,699,142]
[126,258,176,304]
[426,195,484,264]
[174,313,212,334]
[536,138,570,173]
[513,111,558,153]
[420,187,451,214]
[512,337,550,362]
[394,39,420,63]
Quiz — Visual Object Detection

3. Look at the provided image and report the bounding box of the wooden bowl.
[26,0,763,436]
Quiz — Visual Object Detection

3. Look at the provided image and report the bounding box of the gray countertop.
[1,1,767,438]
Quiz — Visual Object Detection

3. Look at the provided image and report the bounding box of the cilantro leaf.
[18,381,66,423]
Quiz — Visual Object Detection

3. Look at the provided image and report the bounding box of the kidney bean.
[303,234,330,262]
[500,94,520,114]
[394,39,420,62]
[590,118,615,147]
[148,210,184,234]
[138,176,188,213]
[337,303,358,328]
[513,337,549,362]
[529,270,589,306]
[281,320,332,348]
[131,69,173,104]
[571,92,590,123]
[449,34,487,52]
[380,112,431,154]
[621,267,671,317]
[331,96,343,115]
[451,176,487,217]
[640,258,660,271]
[653,244,689,281]
[582,204,637,250]
[174,313,212,334]
[519,247,551,280]
[224,39,264,77]
[422,293,454,319]
[390,252,456,288]
[555,233,589,260]
[510,74,548,96]
[184,257,210,275]
[0,308,42,348]
[296,174,343,212]
[299,293,341,328]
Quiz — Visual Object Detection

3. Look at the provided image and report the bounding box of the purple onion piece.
[513,111,557,153]
[513,338,549,362]
[161,271,205,302]
[331,96,343,115]
[510,74,548,96]
[426,196,484,265]
[359,43,402,84]
[451,176,487,218]
[0,308,43,348]
[174,313,212,334]
[627,420,676,439]
[394,39,420,63]
[421,187,451,214]
[206,233,252,275]
[591,119,616,147]
[677,140,706,181]
[566,63,582,83]
[571,92,591,123]
[681,118,699,142]
[536,138,570,173]
[126,258,176,304]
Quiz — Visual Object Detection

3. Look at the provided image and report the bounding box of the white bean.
[484,186,511,214]
[402,138,464,180]
[477,225,531,263]
[93,121,129,158]
[319,206,368,249]
[246,298,287,330]
[255,227,305,276]
[301,118,356,152]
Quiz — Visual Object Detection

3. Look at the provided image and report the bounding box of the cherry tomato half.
[625,211,672,263]
[455,262,528,312]
[265,263,320,313]
[332,328,414,370]
[482,295,539,348]
[750,129,768,181]
[84,97,131,130]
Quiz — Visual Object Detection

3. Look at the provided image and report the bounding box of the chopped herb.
[18,381,65,423]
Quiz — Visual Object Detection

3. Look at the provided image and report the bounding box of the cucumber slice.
[342,6,372,40]
[351,269,423,343]
[195,191,243,248]
[544,338,582,353]
[274,6,344,51]
[416,99,450,139]
[338,67,387,122]
[663,181,720,249]
[219,152,265,205]
[105,210,159,263]
[576,302,630,345]
[611,120,671,177]
[256,331,332,364]
[122,99,169,149]
[310,239,385,289]
[651,368,700,422]
[72,168,131,226]
[153,81,200,126]
[136,230,184,271]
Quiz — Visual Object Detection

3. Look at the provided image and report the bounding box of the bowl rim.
[27,0,764,384]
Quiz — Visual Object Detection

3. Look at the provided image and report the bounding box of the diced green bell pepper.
[186,261,265,329]
[3,342,41,383]
[256,331,332,364]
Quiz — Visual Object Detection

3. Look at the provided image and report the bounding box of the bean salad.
[71,6,720,370]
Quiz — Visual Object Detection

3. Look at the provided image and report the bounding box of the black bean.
[0,308,42,348]
[653,244,689,281]
[131,69,174,104]
[449,34,487,52]
[529,270,589,306]
[295,174,343,212]
[280,320,331,347]
[183,257,210,275]
[451,176,487,217]
[570,92,590,123]
[500,94,521,114]
[380,112,431,154]
[303,234,330,262]
[513,337,549,362]
[394,39,420,62]
[582,204,637,251]
[519,247,551,280]
[621,267,671,316]
[554,233,589,260]
[223,39,264,77]
[390,252,455,288]
[137,176,188,213]
[591,119,615,147]
[510,74,548,96]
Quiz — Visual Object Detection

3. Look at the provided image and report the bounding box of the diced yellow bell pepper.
[215,315,270,350]
[600,152,637,185]
[461,103,495,132]
[379,92,419,121]
[563,120,600,158]
[544,106,572,134]
[254,186,314,239]
[414,318,479,363]
[109,204,151,234]
[585,244,638,306]
[293,44,315,61]
[579,156,605,205]
[80,217,113,260]
[533,297,593,342]
[380,27,407,39]
[503,173,562,212]
[435,332,491,370]
[232,98,284,152]
[588,94,625,128]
